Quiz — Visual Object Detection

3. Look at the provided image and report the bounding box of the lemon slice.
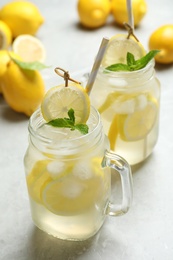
[12,34,46,62]
[0,20,12,49]
[41,164,103,215]
[98,92,121,114]
[119,99,158,141]
[26,159,74,203]
[101,34,146,67]
[41,83,90,123]
[26,160,52,203]
[108,114,119,150]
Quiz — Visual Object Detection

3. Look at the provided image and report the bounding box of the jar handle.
[102,150,133,216]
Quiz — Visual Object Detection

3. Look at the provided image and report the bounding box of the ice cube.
[135,94,148,110]
[47,161,66,179]
[73,162,93,180]
[62,180,85,198]
[114,98,135,114]
[108,78,128,87]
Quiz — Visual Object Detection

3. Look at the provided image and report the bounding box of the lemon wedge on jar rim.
[41,82,90,124]
[101,33,146,67]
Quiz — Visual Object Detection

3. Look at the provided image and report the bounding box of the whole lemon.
[149,25,173,64]
[0,1,44,38]
[0,50,21,93]
[111,0,147,27]
[0,50,21,77]
[0,20,12,49]
[77,0,111,29]
[1,59,45,116]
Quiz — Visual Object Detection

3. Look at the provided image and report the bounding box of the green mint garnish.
[11,57,50,71]
[47,108,89,135]
[105,50,160,72]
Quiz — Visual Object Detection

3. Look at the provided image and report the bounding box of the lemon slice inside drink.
[41,158,104,216]
[41,82,90,123]
[27,157,105,215]
[101,34,146,67]
[26,160,52,203]
[108,95,158,149]
[27,159,74,203]
[119,98,158,141]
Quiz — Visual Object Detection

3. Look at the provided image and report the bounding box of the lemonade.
[24,108,110,240]
[87,29,160,165]
[24,69,133,240]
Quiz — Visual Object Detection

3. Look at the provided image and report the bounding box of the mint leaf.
[75,124,89,135]
[47,118,74,129]
[47,108,89,135]
[127,52,135,66]
[105,50,160,72]
[11,57,50,71]
[68,108,75,124]
[131,50,160,70]
[106,63,130,72]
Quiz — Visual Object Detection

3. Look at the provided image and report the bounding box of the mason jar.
[24,106,133,241]
[90,60,160,165]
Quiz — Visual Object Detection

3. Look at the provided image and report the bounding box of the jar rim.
[28,105,102,145]
[99,59,155,77]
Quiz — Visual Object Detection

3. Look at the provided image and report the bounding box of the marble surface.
[0,0,173,259]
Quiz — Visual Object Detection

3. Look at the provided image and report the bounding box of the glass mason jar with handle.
[24,106,133,241]
[90,60,160,165]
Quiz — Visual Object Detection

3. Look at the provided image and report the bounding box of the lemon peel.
[0,20,12,49]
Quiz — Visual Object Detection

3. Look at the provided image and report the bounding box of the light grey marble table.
[0,0,173,259]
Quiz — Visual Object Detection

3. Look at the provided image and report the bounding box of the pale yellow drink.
[90,61,160,165]
[24,106,133,240]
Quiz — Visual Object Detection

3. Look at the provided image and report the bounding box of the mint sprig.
[105,50,160,72]
[47,108,89,135]
[11,57,50,71]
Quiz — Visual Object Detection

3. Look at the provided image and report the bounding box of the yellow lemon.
[0,50,21,93]
[12,34,46,62]
[149,25,173,64]
[0,59,45,116]
[77,0,111,29]
[0,20,12,49]
[0,1,44,38]
[41,83,90,123]
[101,33,146,67]
[0,50,21,77]
[111,0,147,27]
